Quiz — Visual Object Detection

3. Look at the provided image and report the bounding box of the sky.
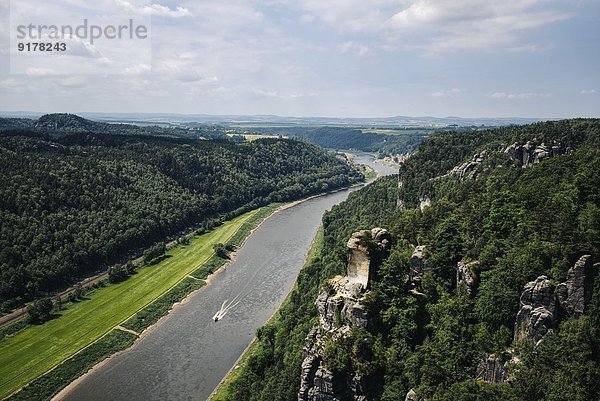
[0,0,599,118]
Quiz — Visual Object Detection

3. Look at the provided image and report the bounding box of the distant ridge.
[0,113,227,140]
[0,111,550,128]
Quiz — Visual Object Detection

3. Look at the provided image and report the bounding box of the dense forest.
[249,126,428,155]
[222,119,600,401]
[0,113,228,140]
[0,117,363,310]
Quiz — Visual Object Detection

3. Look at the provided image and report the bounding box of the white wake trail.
[212,265,264,321]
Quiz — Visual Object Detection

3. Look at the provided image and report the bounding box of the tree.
[108,264,129,283]
[213,243,230,259]
[27,298,53,323]
[143,242,166,264]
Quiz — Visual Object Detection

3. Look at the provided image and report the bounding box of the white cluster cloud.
[431,88,462,97]
[339,42,370,56]
[115,0,192,17]
[59,76,86,88]
[491,92,552,99]
[392,1,570,53]
[580,89,597,95]
[287,0,570,54]
[25,68,57,76]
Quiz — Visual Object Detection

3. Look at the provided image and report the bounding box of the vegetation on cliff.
[220,119,600,401]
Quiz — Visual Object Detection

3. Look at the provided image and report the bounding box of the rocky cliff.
[504,140,572,167]
[514,275,555,344]
[298,228,391,401]
[477,255,598,384]
[514,255,598,345]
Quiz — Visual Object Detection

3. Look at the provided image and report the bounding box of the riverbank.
[1,208,269,401]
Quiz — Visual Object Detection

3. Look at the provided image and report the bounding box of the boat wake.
[212,299,240,321]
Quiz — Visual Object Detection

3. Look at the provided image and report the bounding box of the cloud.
[153,57,220,83]
[431,88,462,97]
[580,89,596,95]
[124,64,152,76]
[0,78,22,89]
[290,92,318,99]
[508,44,554,53]
[288,0,571,54]
[25,68,57,76]
[491,92,552,99]
[115,0,192,17]
[299,14,316,23]
[251,88,280,98]
[248,88,317,100]
[391,1,570,54]
[339,42,369,56]
[63,37,105,59]
[59,76,86,88]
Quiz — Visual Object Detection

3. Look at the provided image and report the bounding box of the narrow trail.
[115,326,140,336]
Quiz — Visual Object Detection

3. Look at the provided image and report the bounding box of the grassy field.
[0,210,259,400]
[210,226,325,401]
[8,330,137,401]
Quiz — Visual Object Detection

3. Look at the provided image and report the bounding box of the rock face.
[299,332,338,401]
[480,255,597,385]
[397,178,405,211]
[513,256,598,346]
[298,229,391,401]
[556,255,597,318]
[409,245,430,288]
[476,354,509,383]
[514,276,555,343]
[450,151,487,180]
[347,228,392,288]
[418,196,431,211]
[504,141,572,167]
[405,389,420,401]
[456,260,479,295]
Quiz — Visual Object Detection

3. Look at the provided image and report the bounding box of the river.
[59,154,396,401]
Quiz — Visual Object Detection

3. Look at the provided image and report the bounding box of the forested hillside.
[0,128,362,310]
[250,126,427,155]
[0,113,228,140]
[222,119,600,401]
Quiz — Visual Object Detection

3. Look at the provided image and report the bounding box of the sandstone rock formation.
[409,245,430,287]
[514,276,555,344]
[347,228,391,288]
[456,260,479,296]
[504,141,572,167]
[405,388,421,401]
[299,228,391,401]
[397,178,406,210]
[556,255,597,318]
[418,195,431,211]
[494,254,598,388]
[450,150,487,180]
[476,353,509,383]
